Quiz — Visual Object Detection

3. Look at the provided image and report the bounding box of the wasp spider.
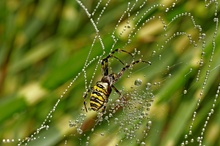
[83,48,150,113]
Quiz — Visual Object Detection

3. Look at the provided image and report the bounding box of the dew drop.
[152,50,156,56]
[197,137,201,142]
[77,128,83,134]
[159,55,162,60]
[168,74,172,78]
[183,90,187,94]
[213,17,218,22]
[134,79,142,86]
[147,120,152,126]
[69,120,76,127]
[146,82,151,89]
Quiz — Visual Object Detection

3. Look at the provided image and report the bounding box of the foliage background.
[0,0,219,146]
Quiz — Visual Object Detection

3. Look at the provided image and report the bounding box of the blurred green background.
[0,0,219,146]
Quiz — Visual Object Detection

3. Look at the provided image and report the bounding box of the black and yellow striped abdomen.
[90,81,111,111]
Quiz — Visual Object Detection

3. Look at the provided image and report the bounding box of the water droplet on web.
[152,50,156,56]
[158,54,162,60]
[147,120,152,126]
[146,82,152,89]
[134,79,142,86]
[104,115,109,121]
[77,128,83,134]
[168,73,172,78]
[197,137,202,144]
[213,17,218,22]
[46,125,49,130]
[183,90,187,94]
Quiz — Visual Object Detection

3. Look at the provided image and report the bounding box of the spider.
[83,48,150,114]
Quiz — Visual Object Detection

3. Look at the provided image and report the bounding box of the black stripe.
[90,94,104,104]
[90,102,104,111]
[90,103,99,110]
[96,83,108,95]
[94,85,108,96]
[92,91,106,100]
[93,91,102,97]
[96,83,104,89]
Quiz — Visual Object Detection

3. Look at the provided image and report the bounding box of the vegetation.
[0,0,219,146]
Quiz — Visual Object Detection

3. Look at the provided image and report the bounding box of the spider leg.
[101,58,109,76]
[112,85,127,103]
[83,88,92,112]
[101,104,106,114]
[108,48,133,58]
[99,99,108,115]
[117,59,151,79]
[116,48,134,57]
[112,85,122,96]
[112,85,130,112]
[101,48,134,76]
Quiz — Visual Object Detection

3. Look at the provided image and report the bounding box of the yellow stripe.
[93,85,107,95]
[91,93,104,102]
[90,101,101,108]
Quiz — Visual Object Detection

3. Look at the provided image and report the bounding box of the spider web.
[2,0,219,146]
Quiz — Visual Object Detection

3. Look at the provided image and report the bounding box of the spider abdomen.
[90,81,111,111]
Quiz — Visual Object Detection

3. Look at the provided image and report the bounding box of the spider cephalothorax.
[83,48,150,113]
